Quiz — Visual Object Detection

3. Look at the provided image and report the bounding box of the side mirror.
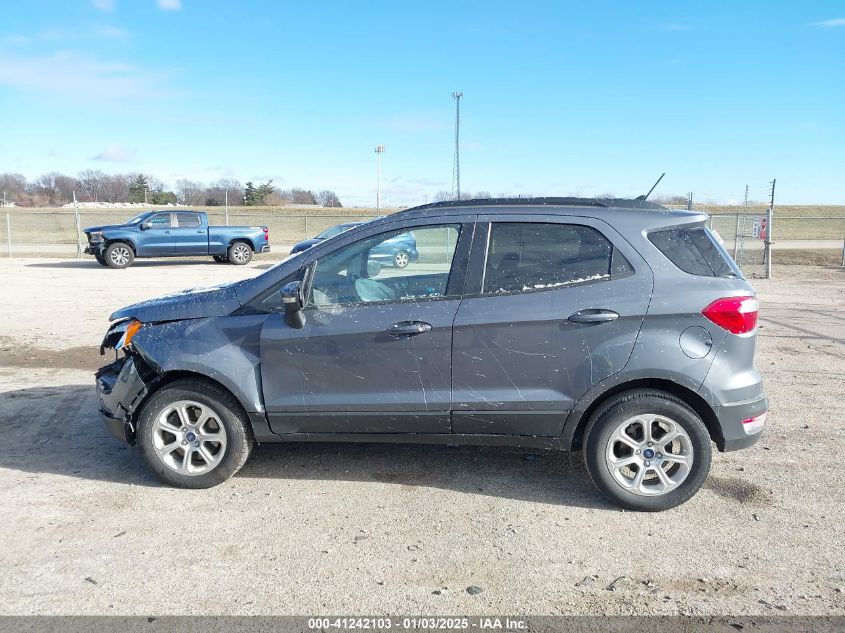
[140,222,151,230]
[280,281,305,329]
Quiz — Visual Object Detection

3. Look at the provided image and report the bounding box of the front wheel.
[583,390,712,511]
[94,253,108,266]
[137,379,254,488]
[227,242,253,265]
[104,242,134,269]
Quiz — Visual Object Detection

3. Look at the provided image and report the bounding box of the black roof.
[400,196,667,214]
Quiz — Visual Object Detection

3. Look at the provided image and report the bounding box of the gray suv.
[95,198,767,511]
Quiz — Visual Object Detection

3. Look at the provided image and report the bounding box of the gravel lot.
[0,258,843,616]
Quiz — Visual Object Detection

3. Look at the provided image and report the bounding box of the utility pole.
[374,145,385,214]
[452,91,463,200]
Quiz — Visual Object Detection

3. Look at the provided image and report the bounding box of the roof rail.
[398,196,666,213]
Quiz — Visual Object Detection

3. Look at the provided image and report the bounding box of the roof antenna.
[637,172,665,201]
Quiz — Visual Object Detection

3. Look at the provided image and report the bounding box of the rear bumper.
[714,393,768,452]
[260,244,271,253]
[95,356,149,445]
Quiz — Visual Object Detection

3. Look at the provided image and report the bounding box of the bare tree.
[316,190,343,207]
[100,174,131,203]
[175,179,203,206]
[77,169,107,202]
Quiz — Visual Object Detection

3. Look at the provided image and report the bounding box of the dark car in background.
[290,221,418,268]
[84,210,270,268]
[95,197,766,511]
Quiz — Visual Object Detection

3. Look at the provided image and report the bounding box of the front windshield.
[126,212,152,225]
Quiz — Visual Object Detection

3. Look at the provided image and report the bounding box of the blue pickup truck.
[84,210,270,268]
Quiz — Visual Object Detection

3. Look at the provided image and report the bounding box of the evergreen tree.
[128,174,150,203]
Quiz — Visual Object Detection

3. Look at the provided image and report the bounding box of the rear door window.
[175,212,201,228]
[648,227,740,277]
[482,222,630,294]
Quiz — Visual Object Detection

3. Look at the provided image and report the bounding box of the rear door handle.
[386,321,432,337]
[568,309,619,324]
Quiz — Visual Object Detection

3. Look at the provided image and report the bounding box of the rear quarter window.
[648,226,740,278]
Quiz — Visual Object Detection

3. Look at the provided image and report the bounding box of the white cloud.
[91,0,115,11]
[811,18,845,27]
[93,145,135,162]
[156,0,182,10]
[0,51,173,102]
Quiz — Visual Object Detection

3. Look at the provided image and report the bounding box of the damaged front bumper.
[95,355,150,445]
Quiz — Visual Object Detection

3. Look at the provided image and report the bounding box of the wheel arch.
[105,236,137,253]
[228,237,256,251]
[564,378,723,451]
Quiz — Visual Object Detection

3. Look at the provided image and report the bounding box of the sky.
[1,1,844,207]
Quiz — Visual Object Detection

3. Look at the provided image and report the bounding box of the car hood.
[291,238,323,252]
[84,224,129,233]
[109,281,243,323]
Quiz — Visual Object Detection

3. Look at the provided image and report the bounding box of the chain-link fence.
[2,208,844,278]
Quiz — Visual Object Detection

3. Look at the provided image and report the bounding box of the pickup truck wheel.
[105,242,134,269]
[212,255,228,263]
[137,378,254,488]
[583,390,711,511]
[228,242,253,265]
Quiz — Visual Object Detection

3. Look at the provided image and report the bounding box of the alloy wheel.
[231,244,251,264]
[151,400,228,475]
[110,246,131,267]
[604,413,693,496]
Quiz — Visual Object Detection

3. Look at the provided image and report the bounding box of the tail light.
[701,296,758,335]
[263,227,269,241]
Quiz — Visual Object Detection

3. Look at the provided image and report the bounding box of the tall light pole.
[374,145,385,213]
[451,90,463,200]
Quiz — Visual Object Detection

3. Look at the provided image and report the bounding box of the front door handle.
[386,321,432,337]
[196,230,204,234]
[568,309,619,324]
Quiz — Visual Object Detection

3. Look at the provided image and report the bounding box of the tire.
[212,255,228,263]
[104,242,134,269]
[583,390,712,511]
[227,242,253,265]
[137,378,254,488]
[393,250,410,268]
[94,253,108,266]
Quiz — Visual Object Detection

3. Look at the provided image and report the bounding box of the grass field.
[1,204,843,245]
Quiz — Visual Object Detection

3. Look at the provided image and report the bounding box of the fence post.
[304,216,309,240]
[841,237,845,268]
[74,193,82,259]
[5,212,10,257]
[765,207,773,279]
[733,213,741,260]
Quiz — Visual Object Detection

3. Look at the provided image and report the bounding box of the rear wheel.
[137,379,254,488]
[393,250,410,268]
[583,390,711,511]
[227,242,253,265]
[104,242,134,269]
